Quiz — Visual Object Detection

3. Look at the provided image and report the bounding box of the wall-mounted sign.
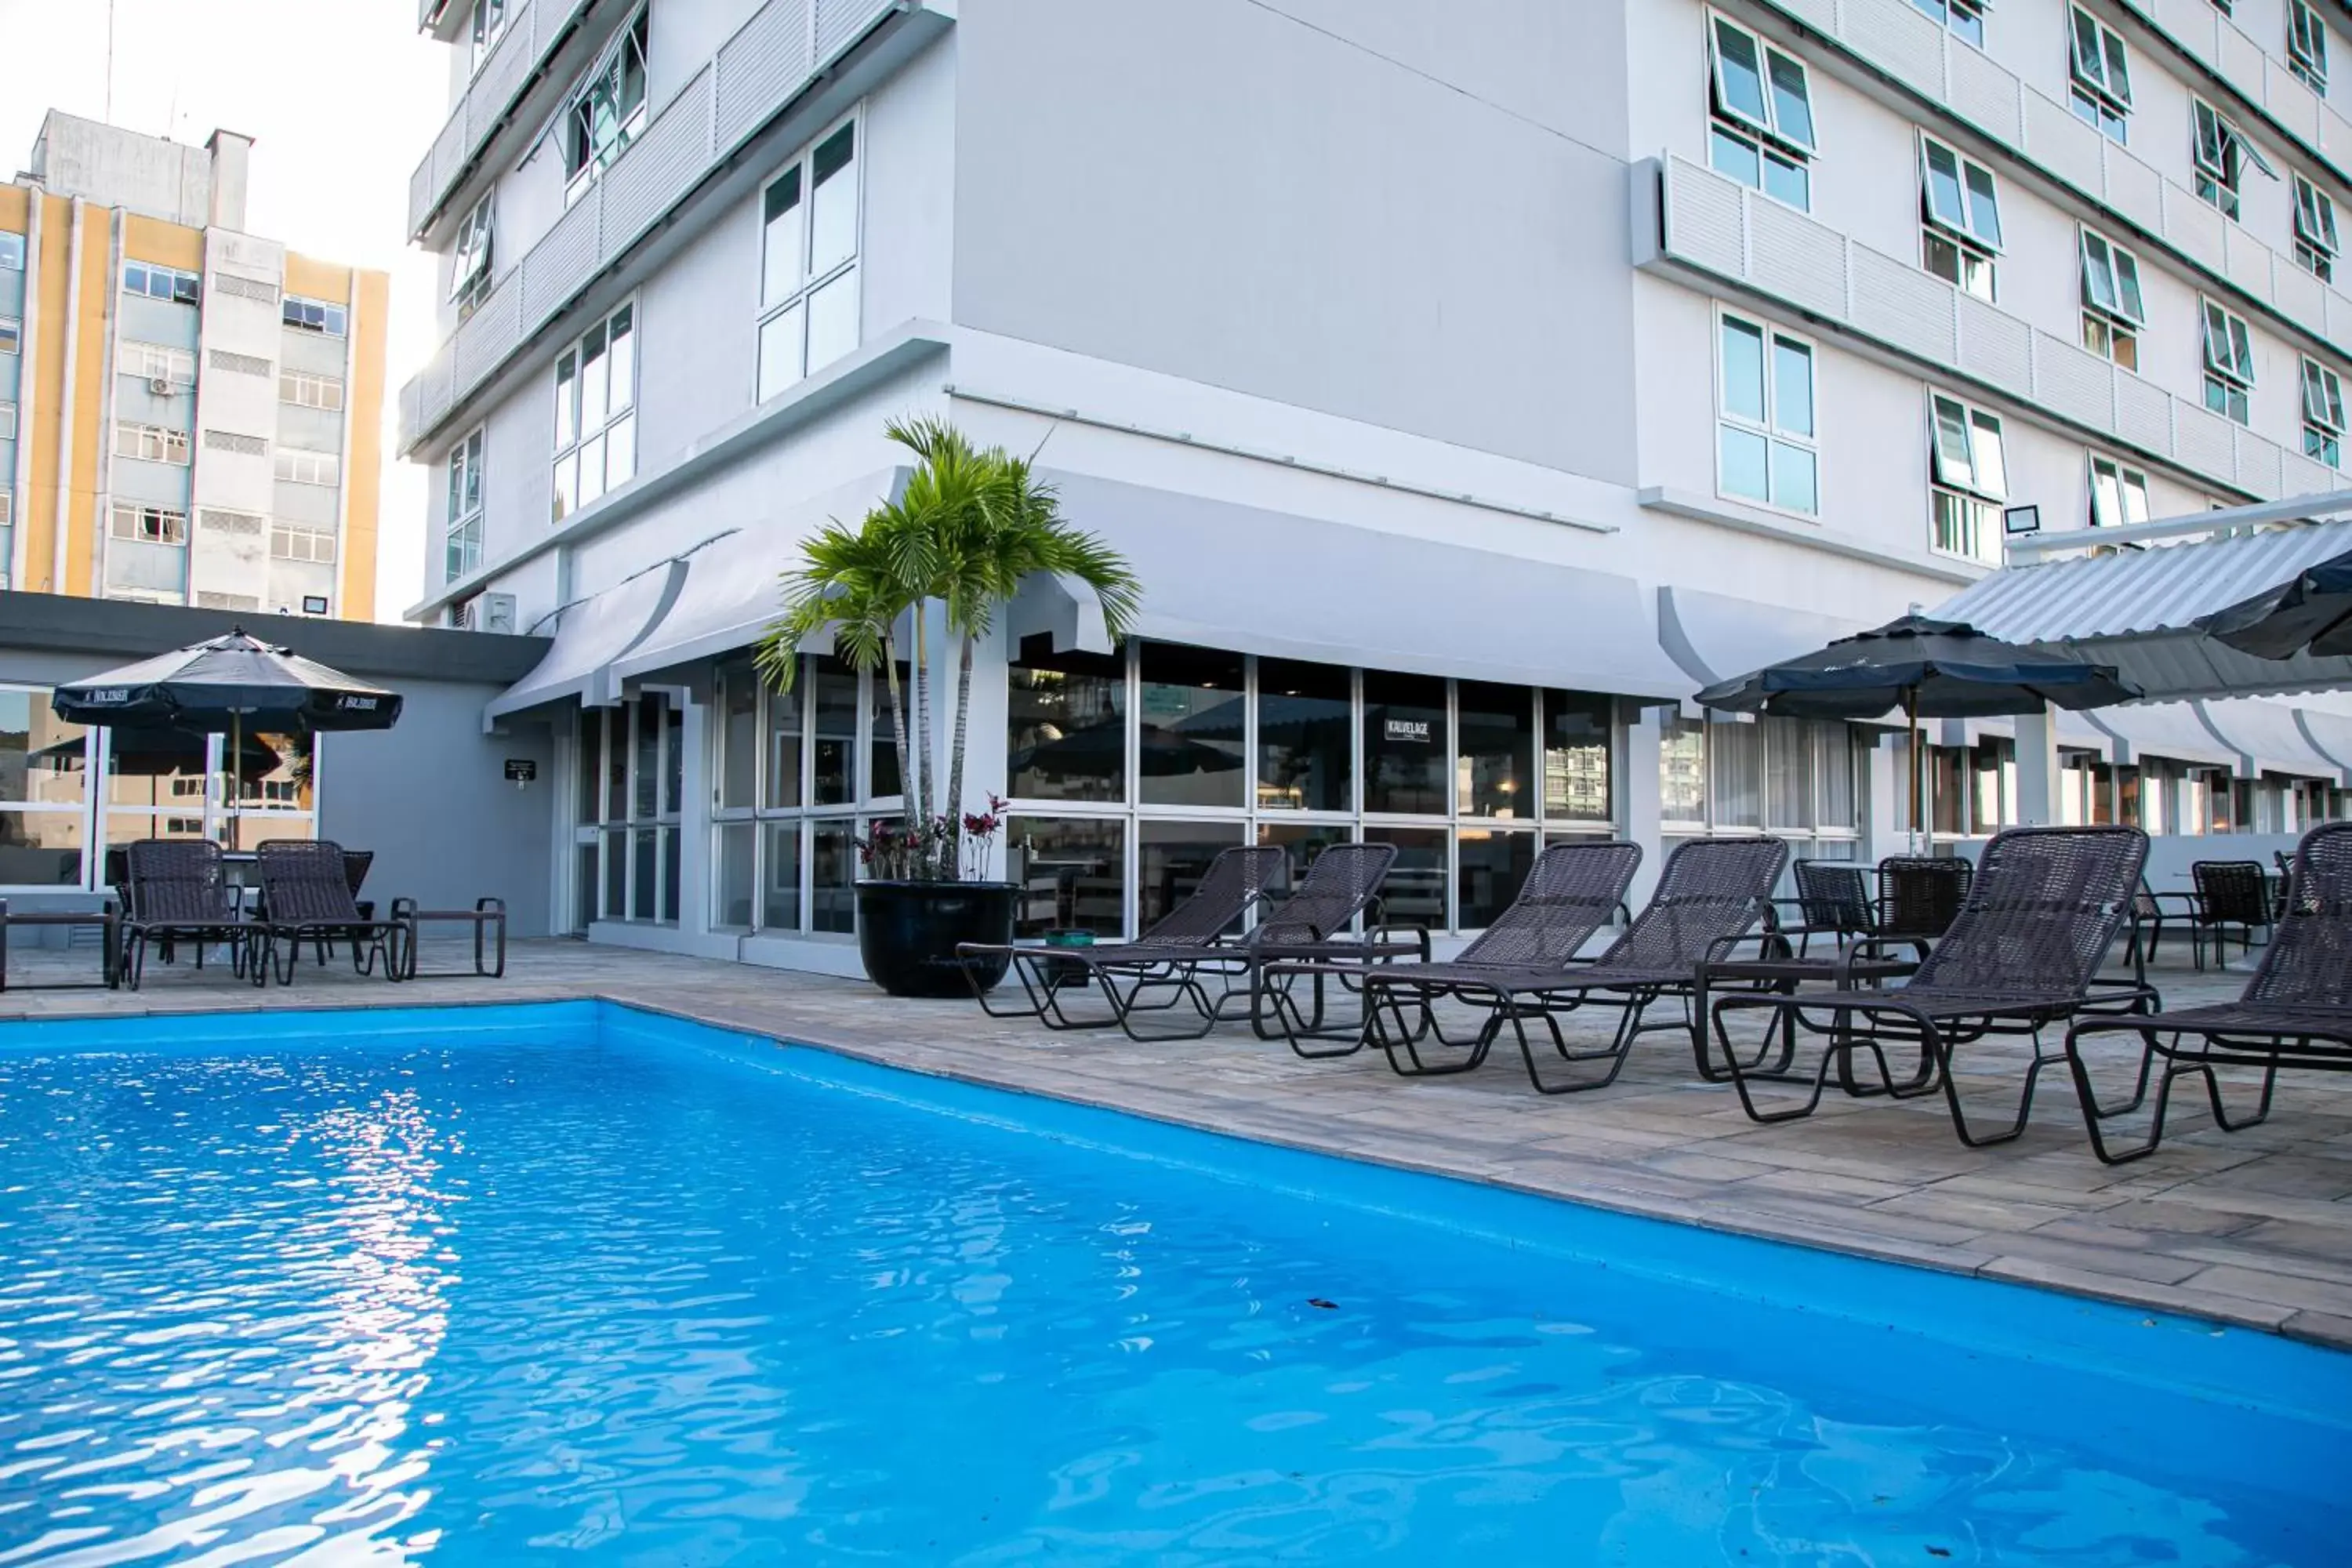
[504,759,538,782]
[1382,718,1432,743]
[301,595,330,615]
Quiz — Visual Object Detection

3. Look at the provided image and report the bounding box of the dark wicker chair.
[251,840,408,985]
[1711,825,2152,1147]
[2067,822,2352,1163]
[2188,859,2274,968]
[1361,836,1788,1094]
[1269,840,1643,1061]
[118,838,251,988]
[1771,860,1873,956]
[1871,856,1973,960]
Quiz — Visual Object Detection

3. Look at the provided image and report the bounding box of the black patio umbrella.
[1693,614,2141,846]
[52,628,399,841]
[2198,548,2352,661]
[1012,720,1243,780]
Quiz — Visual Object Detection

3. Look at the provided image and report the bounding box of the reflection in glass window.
[1138,644,1244,808]
[1455,681,1533,818]
[1007,816,1127,938]
[765,670,804,811]
[1256,822,1354,898]
[714,822,755,928]
[1661,715,1708,824]
[1363,671,1447,815]
[811,657,860,807]
[869,660,909,800]
[1256,658,1351,812]
[1457,829,1536,930]
[1138,821,1248,934]
[1008,637,1127,803]
[1711,719,1764,828]
[1363,826,1446,931]
[717,663,758,809]
[1544,691,1613,823]
[811,820,856,932]
[763,821,803,931]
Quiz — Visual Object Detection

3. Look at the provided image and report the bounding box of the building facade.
[2,112,389,619]
[397,0,2352,963]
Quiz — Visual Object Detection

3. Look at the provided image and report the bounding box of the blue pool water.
[1,1004,2346,1565]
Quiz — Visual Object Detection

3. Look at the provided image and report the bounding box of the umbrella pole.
[1907,688,1924,856]
[229,710,241,851]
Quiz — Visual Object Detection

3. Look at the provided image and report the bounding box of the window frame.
[1927,390,2008,564]
[2289,0,2329,90]
[552,300,639,524]
[2077,226,2145,372]
[118,340,196,386]
[108,501,188,546]
[113,422,191,466]
[2294,174,2339,281]
[0,318,16,357]
[1714,307,1820,518]
[1704,12,1816,212]
[0,232,22,270]
[0,401,14,441]
[279,369,346,411]
[2192,97,2275,220]
[2068,5,2133,142]
[563,8,651,208]
[2201,296,2257,424]
[445,426,486,583]
[122,262,200,305]
[270,520,339,564]
[1918,131,2002,301]
[470,0,510,74]
[2087,453,2151,530]
[754,112,864,403]
[2303,355,2345,465]
[273,447,341,487]
[1911,0,1987,47]
[450,194,495,320]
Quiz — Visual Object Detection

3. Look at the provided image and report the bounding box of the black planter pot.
[855,880,1018,998]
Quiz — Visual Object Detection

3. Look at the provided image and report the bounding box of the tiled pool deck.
[5,938,2348,1349]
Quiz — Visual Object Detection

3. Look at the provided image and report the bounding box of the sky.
[0,0,448,621]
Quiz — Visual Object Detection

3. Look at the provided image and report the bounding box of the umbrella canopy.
[2198,548,2352,662]
[1692,614,2142,719]
[50,628,402,733]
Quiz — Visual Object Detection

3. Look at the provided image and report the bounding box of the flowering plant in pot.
[758,419,1136,996]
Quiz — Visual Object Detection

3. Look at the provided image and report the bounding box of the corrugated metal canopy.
[1934,520,2352,701]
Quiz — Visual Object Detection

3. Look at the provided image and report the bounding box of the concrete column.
[2016,701,2060,827]
[1622,703,1664,909]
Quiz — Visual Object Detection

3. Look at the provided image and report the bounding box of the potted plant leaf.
[757,417,1138,996]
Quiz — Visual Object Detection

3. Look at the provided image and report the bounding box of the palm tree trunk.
[912,606,937,859]
[882,633,916,848]
[946,632,975,872]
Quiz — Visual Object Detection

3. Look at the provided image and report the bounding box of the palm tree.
[757,417,1138,878]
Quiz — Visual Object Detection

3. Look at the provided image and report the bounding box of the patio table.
[1696,951,1920,1094]
[0,899,120,993]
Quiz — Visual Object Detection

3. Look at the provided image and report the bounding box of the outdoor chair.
[1268,840,1642,1063]
[1870,856,1973,960]
[1711,825,2152,1148]
[1350,836,1788,1094]
[117,838,252,989]
[2121,880,2194,973]
[250,840,408,986]
[1769,860,1872,957]
[2187,859,2274,969]
[2067,822,2352,1164]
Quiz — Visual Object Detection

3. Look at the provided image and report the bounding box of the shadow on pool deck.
[4,936,2347,1350]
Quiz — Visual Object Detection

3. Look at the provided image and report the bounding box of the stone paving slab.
[2,937,2348,1351]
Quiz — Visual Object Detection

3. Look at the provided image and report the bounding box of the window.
[2193,99,2273,220]
[0,402,13,441]
[281,295,347,336]
[2078,228,2144,371]
[470,0,510,72]
[2068,6,2132,143]
[450,194,494,321]
[0,232,21,270]
[122,262,199,304]
[1910,0,1985,47]
[120,341,195,386]
[445,427,484,582]
[2290,0,2329,90]
[757,120,861,400]
[1919,133,2002,301]
[2088,454,2151,530]
[1716,312,1817,515]
[553,303,637,521]
[280,370,345,410]
[0,489,11,528]
[110,503,187,545]
[1706,13,1815,209]
[2294,175,2339,281]
[579,694,685,927]
[564,10,649,207]
[271,521,338,564]
[2303,357,2345,466]
[2201,298,2256,424]
[1928,392,2007,564]
[114,423,191,465]
[274,448,339,486]
[0,318,19,357]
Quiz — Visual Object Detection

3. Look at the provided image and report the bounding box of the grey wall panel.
[112,458,193,510]
[112,381,193,430]
[278,329,349,377]
[118,297,200,353]
[275,405,345,453]
[635,188,759,467]
[950,0,1639,482]
[102,540,189,596]
[273,479,341,528]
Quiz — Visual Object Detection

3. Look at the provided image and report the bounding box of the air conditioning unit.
[147,376,175,396]
[477,591,517,635]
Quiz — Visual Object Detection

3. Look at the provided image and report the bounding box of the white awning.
[485,560,685,724]
[2082,701,2237,768]
[2299,709,2352,782]
[2198,699,2345,779]
[608,469,908,682]
[1657,586,1867,688]
[1028,473,1693,699]
[1934,519,2352,701]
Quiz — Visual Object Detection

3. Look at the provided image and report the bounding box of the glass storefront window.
[1257,822,1353,897]
[765,670,804,810]
[714,822,755,927]
[717,666,758,809]
[1138,644,1244,808]
[763,821,802,931]
[1711,719,1762,828]
[1006,815,1126,938]
[1363,671,1447,815]
[579,709,606,822]
[870,661,908,800]
[1762,717,1811,830]
[1661,716,1707,824]
[1456,681,1532,819]
[1363,825,1446,930]
[1929,746,1966,836]
[1138,820,1247,933]
[603,826,627,918]
[604,707,628,820]
[1969,739,2015,832]
[1257,659,1351,813]
[1009,637,1127,804]
[811,820,858,931]
[811,657,860,807]
[1457,828,1535,930]
[1544,691,1612,824]
[1815,724,1857,830]
[633,694,661,818]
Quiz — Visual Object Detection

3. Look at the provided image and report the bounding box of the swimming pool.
[1,1002,2344,1564]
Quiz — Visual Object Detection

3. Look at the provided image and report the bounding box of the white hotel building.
[401,0,2352,964]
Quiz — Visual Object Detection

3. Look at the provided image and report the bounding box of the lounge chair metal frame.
[1711,825,2153,1148]
[249,839,408,987]
[1324,836,1788,1095]
[117,838,252,989]
[2066,822,2352,1164]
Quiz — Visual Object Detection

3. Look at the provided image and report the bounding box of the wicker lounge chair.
[118,838,252,989]
[1345,836,1788,1094]
[965,843,1413,1041]
[1711,825,2152,1147]
[250,840,408,985]
[1268,840,1642,1062]
[2067,822,2352,1164]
